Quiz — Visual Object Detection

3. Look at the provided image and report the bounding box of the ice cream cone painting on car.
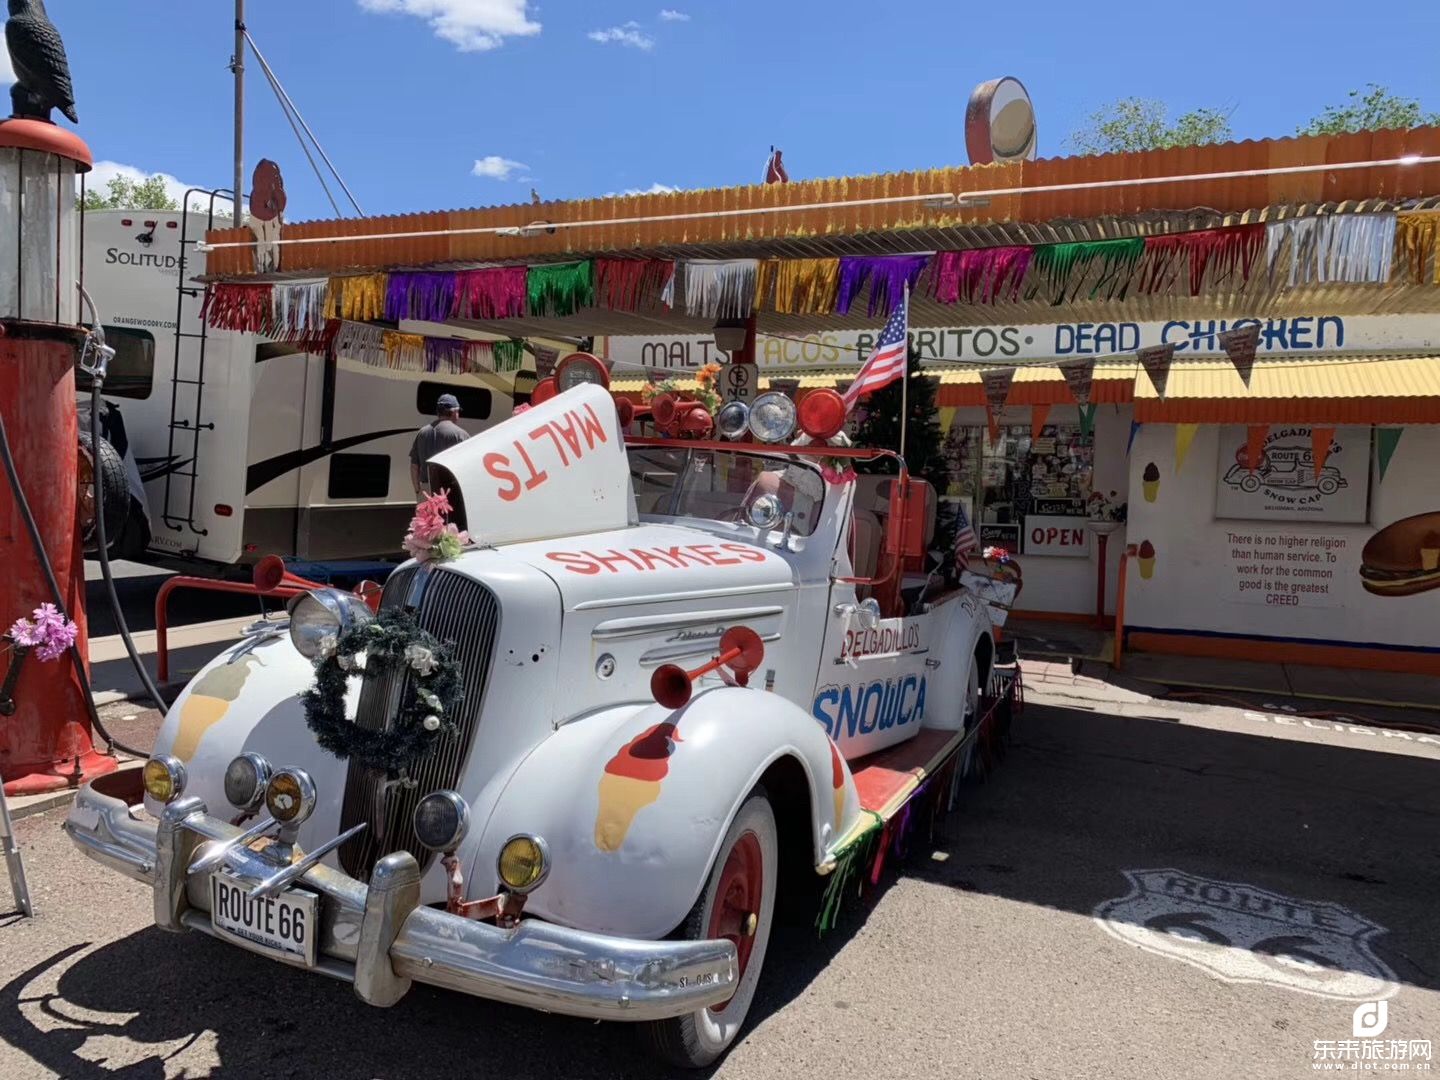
[1359,513,1440,597]
[594,722,681,852]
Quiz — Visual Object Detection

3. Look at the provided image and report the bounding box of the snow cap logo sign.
[1094,869,1398,1001]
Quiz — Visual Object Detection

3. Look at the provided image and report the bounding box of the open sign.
[1023,515,1092,558]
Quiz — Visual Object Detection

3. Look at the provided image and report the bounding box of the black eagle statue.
[6,0,78,124]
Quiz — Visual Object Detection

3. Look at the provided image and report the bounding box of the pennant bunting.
[1139,224,1266,296]
[755,257,841,314]
[1265,214,1397,286]
[1218,323,1260,388]
[1061,359,1095,405]
[334,319,385,366]
[201,283,272,333]
[1030,404,1051,440]
[527,260,595,317]
[1174,423,1200,473]
[985,406,1001,445]
[464,339,495,373]
[1394,212,1440,284]
[385,272,456,323]
[1245,424,1269,473]
[979,367,1016,414]
[323,274,387,322]
[930,247,1031,305]
[1376,427,1404,482]
[1137,343,1176,399]
[835,254,930,317]
[1311,426,1336,474]
[1077,403,1097,438]
[453,266,526,320]
[1028,238,1145,305]
[382,331,427,371]
[683,259,758,319]
[594,258,676,312]
[1127,420,1141,456]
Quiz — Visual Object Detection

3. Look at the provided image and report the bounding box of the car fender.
[145,632,352,845]
[920,593,992,731]
[467,686,861,940]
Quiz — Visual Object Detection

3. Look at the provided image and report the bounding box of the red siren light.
[530,377,559,405]
[797,388,846,441]
[555,351,610,391]
[676,403,714,438]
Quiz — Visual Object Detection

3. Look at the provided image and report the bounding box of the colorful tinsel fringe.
[202,283,273,333]
[453,267,527,320]
[526,260,595,318]
[595,258,675,312]
[835,254,930,317]
[755,257,841,315]
[683,259,758,319]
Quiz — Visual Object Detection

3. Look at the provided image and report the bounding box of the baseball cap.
[436,393,460,411]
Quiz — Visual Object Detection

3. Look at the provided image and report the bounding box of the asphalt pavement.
[1,690,1436,1079]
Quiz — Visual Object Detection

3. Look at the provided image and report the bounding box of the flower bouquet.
[403,490,470,563]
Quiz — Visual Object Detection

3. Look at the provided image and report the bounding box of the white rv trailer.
[80,205,544,571]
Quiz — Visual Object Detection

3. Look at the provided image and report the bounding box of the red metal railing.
[154,577,306,683]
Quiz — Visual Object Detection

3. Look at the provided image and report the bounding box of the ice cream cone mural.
[171,654,264,762]
[829,740,846,827]
[594,722,681,852]
[1423,531,1440,572]
[1142,462,1160,502]
[1137,540,1156,580]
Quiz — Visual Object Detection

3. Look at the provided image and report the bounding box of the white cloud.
[658,9,690,20]
[358,0,540,52]
[86,161,232,210]
[471,155,528,180]
[611,182,680,196]
[587,21,655,50]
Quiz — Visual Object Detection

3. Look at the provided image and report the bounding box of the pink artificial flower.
[513,404,531,415]
[8,617,40,647]
[424,489,454,517]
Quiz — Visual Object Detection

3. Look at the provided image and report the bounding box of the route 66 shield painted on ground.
[1093,868,1398,1001]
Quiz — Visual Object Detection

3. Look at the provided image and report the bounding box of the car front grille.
[337,565,500,879]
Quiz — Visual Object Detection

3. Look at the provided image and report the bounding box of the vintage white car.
[64,379,1015,1067]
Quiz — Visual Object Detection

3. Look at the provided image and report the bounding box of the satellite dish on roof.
[966,77,1038,165]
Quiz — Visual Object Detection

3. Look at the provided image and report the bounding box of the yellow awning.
[1133,355,1440,423]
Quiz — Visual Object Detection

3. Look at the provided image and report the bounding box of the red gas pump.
[0,118,117,795]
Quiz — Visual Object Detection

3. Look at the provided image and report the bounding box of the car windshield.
[627,445,826,537]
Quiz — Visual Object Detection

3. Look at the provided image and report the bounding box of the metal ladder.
[160,187,235,538]
[1,786,31,916]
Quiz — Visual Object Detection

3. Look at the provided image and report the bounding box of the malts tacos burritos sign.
[600,313,1440,374]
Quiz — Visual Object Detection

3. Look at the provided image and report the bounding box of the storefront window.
[939,423,1095,552]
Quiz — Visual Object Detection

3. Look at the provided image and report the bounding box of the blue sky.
[27,0,1440,221]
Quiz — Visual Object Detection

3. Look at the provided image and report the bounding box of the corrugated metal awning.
[1134,354,1440,423]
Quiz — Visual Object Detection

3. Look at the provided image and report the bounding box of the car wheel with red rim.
[640,788,777,1069]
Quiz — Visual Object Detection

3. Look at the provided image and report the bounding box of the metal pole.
[899,284,910,459]
[232,0,245,228]
[0,786,32,917]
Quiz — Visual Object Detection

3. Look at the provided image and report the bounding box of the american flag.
[842,291,909,410]
[953,503,979,571]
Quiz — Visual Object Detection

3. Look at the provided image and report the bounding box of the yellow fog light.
[264,768,317,826]
[142,755,187,804]
[497,834,549,893]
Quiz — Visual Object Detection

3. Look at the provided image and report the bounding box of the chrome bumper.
[63,773,737,1021]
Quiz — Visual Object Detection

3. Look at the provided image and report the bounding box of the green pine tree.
[852,345,955,558]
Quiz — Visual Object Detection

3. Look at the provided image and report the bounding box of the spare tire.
[78,430,129,554]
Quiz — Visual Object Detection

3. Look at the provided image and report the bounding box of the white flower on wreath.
[405,644,437,676]
[417,688,443,713]
[317,634,338,660]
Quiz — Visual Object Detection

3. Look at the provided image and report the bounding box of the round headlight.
[747,392,797,443]
[223,752,272,812]
[412,790,470,853]
[287,588,374,659]
[497,834,550,893]
[554,352,610,392]
[716,400,750,440]
[747,492,784,530]
[264,768,317,826]
[142,754,187,804]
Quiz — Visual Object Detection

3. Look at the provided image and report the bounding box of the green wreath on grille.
[301,609,464,778]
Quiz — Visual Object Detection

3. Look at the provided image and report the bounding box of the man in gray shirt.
[410,394,470,497]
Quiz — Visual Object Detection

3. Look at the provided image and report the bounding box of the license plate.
[210,872,318,967]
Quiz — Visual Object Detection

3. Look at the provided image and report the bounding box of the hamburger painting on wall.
[1215,425,1370,524]
[1359,513,1440,598]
